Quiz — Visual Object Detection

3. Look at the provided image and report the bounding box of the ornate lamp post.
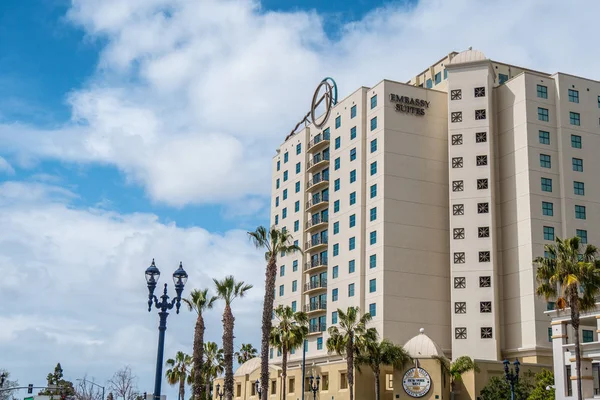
[309,375,320,400]
[215,384,224,400]
[254,380,262,400]
[145,259,188,400]
[503,359,520,400]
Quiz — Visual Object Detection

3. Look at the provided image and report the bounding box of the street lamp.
[145,259,188,400]
[76,379,105,400]
[254,380,262,400]
[309,375,320,400]
[215,384,224,400]
[503,359,520,400]
[0,373,6,388]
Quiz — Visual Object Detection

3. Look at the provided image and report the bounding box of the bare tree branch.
[74,376,104,400]
[107,367,138,400]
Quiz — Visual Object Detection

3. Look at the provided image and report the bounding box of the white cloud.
[0,156,14,175]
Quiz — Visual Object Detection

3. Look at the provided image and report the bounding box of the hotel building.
[265,48,600,399]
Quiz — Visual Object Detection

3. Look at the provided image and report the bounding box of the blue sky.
[2,0,600,398]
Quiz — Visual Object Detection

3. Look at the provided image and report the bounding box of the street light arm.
[76,379,105,390]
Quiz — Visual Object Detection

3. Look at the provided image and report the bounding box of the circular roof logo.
[402,367,432,398]
[310,77,338,129]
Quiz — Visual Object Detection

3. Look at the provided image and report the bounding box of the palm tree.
[248,226,301,398]
[356,338,411,400]
[165,351,193,400]
[326,307,378,400]
[269,305,308,400]
[214,276,253,400]
[535,236,600,400]
[235,343,258,365]
[203,341,224,400]
[433,355,479,400]
[184,288,217,400]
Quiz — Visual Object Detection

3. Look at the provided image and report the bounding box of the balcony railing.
[306,194,329,209]
[307,154,330,170]
[305,237,328,251]
[306,215,328,229]
[304,301,327,313]
[304,279,327,292]
[309,322,327,333]
[307,131,331,150]
[306,174,329,190]
[304,257,328,271]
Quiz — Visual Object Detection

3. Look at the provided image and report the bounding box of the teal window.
[499,74,508,84]
[371,94,378,109]
[543,226,555,241]
[296,143,301,154]
[369,279,376,293]
[568,89,579,103]
[334,200,340,213]
[539,130,550,145]
[351,105,356,119]
[369,303,376,317]
[370,161,377,175]
[537,84,548,99]
[577,229,588,244]
[541,178,552,192]
[370,184,377,198]
[542,202,553,216]
[369,254,376,268]
[548,327,552,342]
[348,260,355,273]
[547,302,555,311]
[277,160,280,171]
[293,260,298,272]
[335,115,341,129]
[304,339,308,352]
[426,79,432,88]
[538,107,549,122]
[350,148,356,161]
[434,72,441,84]
[296,162,301,173]
[570,112,580,126]
[540,154,551,168]
[350,191,356,205]
[275,196,279,207]
[332,266,338,279]
[444,69,448,79]
[575,205,586,219]
[294,201,299,212]
[335,137,341,149]
[332,311,338,324]
[317,337,323,350]
[583,329,594,343]
[279,285,284,296]
[275,215,279,225]
[350,169,356,183]
[333,244,339,256]
[370,207,377,221]
[334,178,340,191]
[292,280,297,292]
[370,231,377,245]
[292,301,297,312]
[571,134,582,148]
[349,214,356,227]
[349,237,356,250]
[370,138,377,153]
[280,265,285,276]
[350,126,356,140]
[333,222,339,234]
[334,157,340,170]
[295,181,300,193]
[332,288,338,301]
[294,220,299,232]
[370,117,377,131]
[282,208,287,219]
[283,171,288,181]
[283,189,288,200]
[290,347,295,355]
[294,240,298,247]
[276,178,280,189]
[348,283,355,297]
[574,181,585,195]
[573,158,583,172]
[284,152,289,163]
[270,348,273,359]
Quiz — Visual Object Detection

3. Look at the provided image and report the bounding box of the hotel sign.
[389,94,429,116]
[288,77,338,139]
[402,367,432,397]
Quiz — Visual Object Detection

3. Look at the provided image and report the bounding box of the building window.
[478,202,489,214]
[370,207,377,221]
[296,162,301,174]
[371,162,377,176]
[295,181,300,193]
[275,197,279,207]
[444,69,448,80]
[348,283,355,297]
[575,205,586,219]
[426,79,432,89]
[333,243,339,256]
[478,227,490,238]
[541,178,553,192]
[370,231,377,245]
[568,89,579,103]
[475,109,486,120]
[477,179,488,190]
[369,279,376,293]
[369,303,376,317]
[370,117,377,131]
[480,301,492,313]
[335,115,341,129]
[334,200,340,213]
[370,184,377,198]
[474,87,485,97]
[452,157,463,168]
[540,154,551,168]
[335,137,341,149]
[276,179,280,189]
[455,328,467,339]
[371,95,378,109]
[334,178,340,192]
[351,105,356,118]
[434,72,441,85]
[452,180,464,192]
[282,208,287,219]
[547,302,556,311]
[291,301,297,312]
[294,201,299,212]
[332,311,338,324]
[476,155,488,166]
[333,222,339,234]
[350,126,356,140]
[573,158,583,172]
[453,204,465,215]
[479,251,491,262]
[284,152,289,163]
[349,191,356,205]
[543,226,555,241]
[350,169,356,183]
[538,130,550,145]
[292,280,297,292]
[279,285,284,296]
[481,327,493,339]
[283,189,288,201]
[453,228,465,239]
[548,327,553,342]
[277,160,280,171]
[349,214,356,228]
[332,288,338,301]
[370,254,376,269]
[454,277,466,289]
[452,134,463,145]
[270,348,273,359]
[537,84,548,99]
[451,89,462,100]
[574,181,585,195]
[542,201,554,216]
[538,107,549,122]
[476,132,487,143]
[293,260,298,272]
[340,373,348,390]
[455,302,466,314]
[451,112,463,123]
[289,377,295,393]
[350,148,356,161]
[349,237,356,250]
[370,139,377,153]
[583,329,594,343]
[454,252,465,264]
[348,259,355,274]
[498,74,508,84]
[332,265,338,278]
[479,276,491,287]
[577,229,588,244]
[334,157,340,170]
[280,265,285,277]
[570,112,581,126]
[571,134,582,148]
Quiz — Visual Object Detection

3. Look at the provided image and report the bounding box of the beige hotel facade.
[262,48,600,400]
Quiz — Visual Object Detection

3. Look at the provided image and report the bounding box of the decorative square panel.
[453,180,464,192]
[476,132,487,143]
[453,228,465,239]
[454,252,465,264]
[475,87,486,98]
[455,302,466,314]
[454,277,466,289]
[452,157,464,168]
[451,89,462,100]
[477,179,488,190]
[453,204,464,215]
[476,155,488,166]
[451,112,463,123]
[475,109,487,120]
[478,202,489,214]
[478,227,490,238]
[455,328,467,339]
[481,327,493,339]
[479,251,491,262]
[479,276,491,287]
[480,301,492,313]
[452,134,463,145]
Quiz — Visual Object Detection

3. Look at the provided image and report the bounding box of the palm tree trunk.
[450,381,455,400]
[180,377,185,400]
[281,344,288,400]
[223,305,235,400]
[347,333,354,400]
[205,382,211,400]
[571,292,583,400]
[261,256,277,398]
[374,367,380,400]
[193,314,205,400]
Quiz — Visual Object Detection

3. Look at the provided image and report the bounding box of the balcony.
[306,194,329,213]
[306,154,330,173]
[305,237,328,252]
[307,131,330,152]
[304,301,327,314]
[305,215,328,232]
[308,322,327,335]
[304,257,328,273]
[304,279,327,294]
[306,174,329,192]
